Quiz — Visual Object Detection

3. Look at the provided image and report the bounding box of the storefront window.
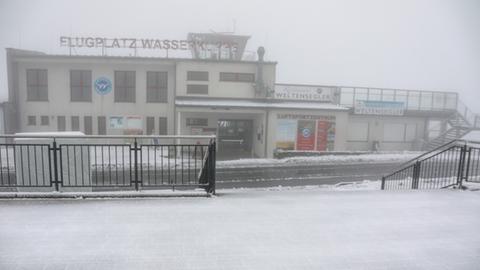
[275,115,336,151]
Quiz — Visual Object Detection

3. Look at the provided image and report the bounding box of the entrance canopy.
[175,98,349,111]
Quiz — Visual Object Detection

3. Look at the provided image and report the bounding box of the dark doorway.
[57,116,66,131]
[217,119,253,160]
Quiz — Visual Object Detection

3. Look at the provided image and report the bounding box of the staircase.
[424,101,480,150]
[382,140,480,190]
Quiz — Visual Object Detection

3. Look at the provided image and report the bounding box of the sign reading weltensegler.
[274,84,338,102]
[354,100,405,116]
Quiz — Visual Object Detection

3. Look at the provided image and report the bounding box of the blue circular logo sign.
[302,128,311,138]
[94,77,112,95]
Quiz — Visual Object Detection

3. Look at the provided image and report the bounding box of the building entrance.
[217,119,253,160]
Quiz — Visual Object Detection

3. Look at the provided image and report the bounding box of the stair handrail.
[387,139,480,176]
[457,99,480,128]
[396,139,465,169]
[427,124,471,145]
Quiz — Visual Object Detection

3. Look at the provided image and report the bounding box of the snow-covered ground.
[218,151,422,168]
[1,185,479,270]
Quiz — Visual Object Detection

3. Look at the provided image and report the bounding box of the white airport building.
[3,33,479,159]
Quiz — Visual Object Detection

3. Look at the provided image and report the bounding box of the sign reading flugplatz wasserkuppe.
[60,36,239,51]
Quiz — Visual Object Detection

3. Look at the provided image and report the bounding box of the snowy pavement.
[217,151,422,168]
[1,187,480,270]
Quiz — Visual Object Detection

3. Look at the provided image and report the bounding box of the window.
[405,123,417,142]
[71,116,80,131]
[347,122,369,141]
[383,123,405,142]
[40,116,49,126]
[26,69,48,101]
[70,70,92,102]
[97,116,106,135]
[219,72,255,82]
[114,71,136,102]
[187,71,209,81]
[84,116,92,135]
[57,116,66,131]
[27,116,36,126]
[146,117,155,135]
[186,84,208,95]
[146,71,168,103]
[159,117,167,135]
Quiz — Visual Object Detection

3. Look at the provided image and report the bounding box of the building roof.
[175,98,349,111]
[6,48,277,65]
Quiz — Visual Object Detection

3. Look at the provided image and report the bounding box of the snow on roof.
[13,131,86,141]
[14,131,85,137]
[175,99,349,111]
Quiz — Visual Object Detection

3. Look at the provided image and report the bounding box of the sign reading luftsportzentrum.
[276,114,336,151]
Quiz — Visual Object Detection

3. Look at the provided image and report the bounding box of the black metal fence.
[382,140,480,190]
[0,135,216,194]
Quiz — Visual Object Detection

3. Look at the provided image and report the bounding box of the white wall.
[16,57,176,135]
[176,61,276,99]
[346,115,426,151]
[0,106,4,134]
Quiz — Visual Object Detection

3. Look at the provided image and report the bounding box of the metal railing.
[456,100,480,128]
[0,134,216,194]
[382,140,480,190]
[339,86,458,111]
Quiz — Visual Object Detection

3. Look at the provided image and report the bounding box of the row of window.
[186,71,255,83]
[27,69,168,103]
[185,72,255,95]
[347,122,417,142]
[27,115,168,135]
[26,69,256,102]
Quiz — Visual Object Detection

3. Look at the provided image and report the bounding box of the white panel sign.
[274,84,337,102]
[354,100,405,116]
[109,117,124,129]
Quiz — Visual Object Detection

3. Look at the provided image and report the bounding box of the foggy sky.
[0,0,479,110]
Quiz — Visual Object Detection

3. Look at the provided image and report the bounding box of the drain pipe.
[256,46,265,97]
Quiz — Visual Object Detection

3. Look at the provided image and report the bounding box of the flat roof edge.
[7,48,277,65]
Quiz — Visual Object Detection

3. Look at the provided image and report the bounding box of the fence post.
[381,176,385,190]
[51,139,60,192]
[211,139,216,194]
[133,138,139,191]
[456,144,468,188]
[412,161,420,189]
[464,147,472,183]
[206,139,216,195]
